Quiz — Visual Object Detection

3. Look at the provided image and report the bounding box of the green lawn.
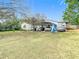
[0,31,79,59]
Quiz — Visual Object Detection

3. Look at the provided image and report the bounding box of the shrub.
[0,20,21,31]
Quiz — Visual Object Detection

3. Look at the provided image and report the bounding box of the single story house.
[21,20,68,32]
[21,21,52,31]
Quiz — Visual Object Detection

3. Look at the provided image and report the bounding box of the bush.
[0,20,21,31]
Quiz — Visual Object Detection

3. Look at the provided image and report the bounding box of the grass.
[0,31,79,59]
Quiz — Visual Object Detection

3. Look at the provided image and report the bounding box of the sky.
[0,0,67,21]
[26,0,67,21]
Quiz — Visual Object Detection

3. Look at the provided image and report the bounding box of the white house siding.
[21,23,32,30]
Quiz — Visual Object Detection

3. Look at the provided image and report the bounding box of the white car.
[57,22,66,32]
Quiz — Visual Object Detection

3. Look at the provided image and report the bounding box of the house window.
[47,25,51,28]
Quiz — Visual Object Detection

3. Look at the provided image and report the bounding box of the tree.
[0,0,29,31]
[0,0,29,20]
[0,19,20,31]
[63,0,79,25]
[22,13,46,31]
[26,13,46,25]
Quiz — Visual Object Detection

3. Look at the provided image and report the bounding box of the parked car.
[57,22,66,32]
